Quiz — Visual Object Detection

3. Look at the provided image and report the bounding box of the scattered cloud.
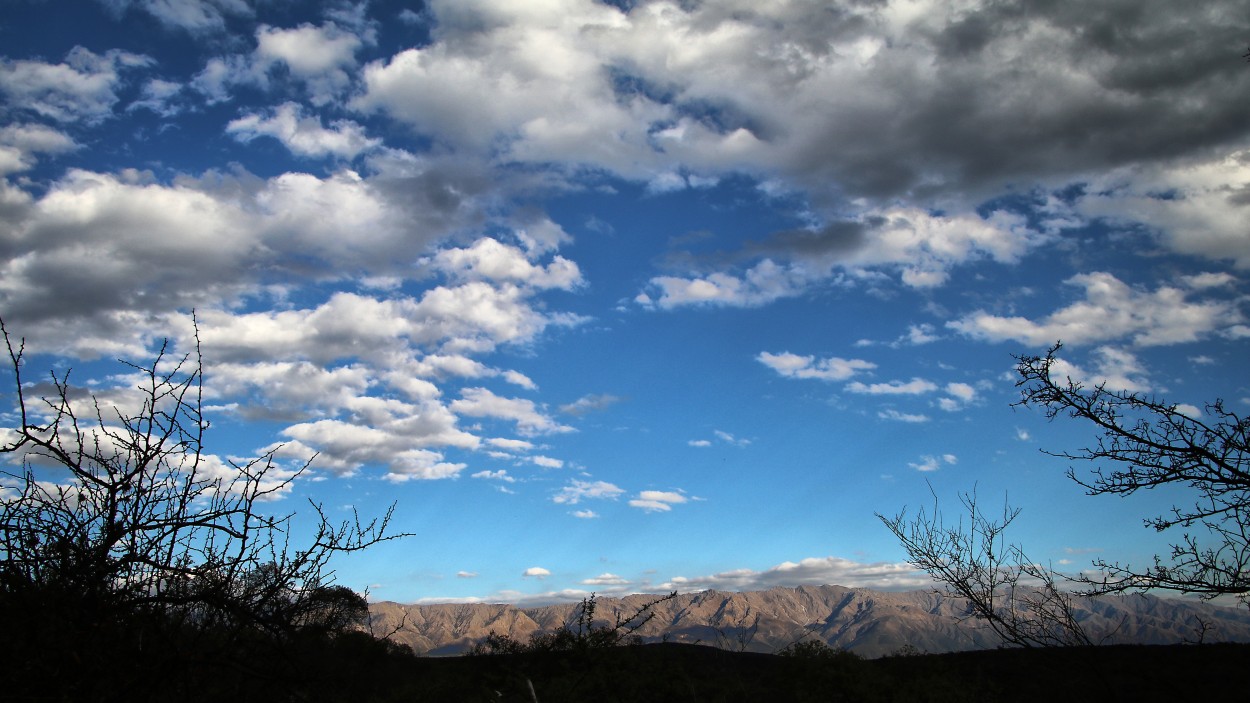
[950,272,1243,348]
[552,480,624,505]
[846,378,938,395]
[581,573,629,586]
[522,567,551,579]
[227,102,381,159]
[559,393,622,416]
[757,351,876,382]
[451,388,574,436]
[0,46,152,124]
[629,490,689,513]
[878,409,930,423]
[909,454,957,472]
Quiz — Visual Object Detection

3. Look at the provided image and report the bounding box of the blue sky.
[1,0,1248,605]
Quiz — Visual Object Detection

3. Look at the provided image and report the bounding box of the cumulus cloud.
[1045,346,1153,393]
[227,102,381,159]
[1073,153,1250,269]
[757,351,876,381]
[451,387,574,436]
[429,237,583,290]
[0,123,77,174]
[950,272,1243,347]
[0,46,152,124]
[522,567,551,579]
[349,0,1250,205]
[938,382,978,411]
[193,19,367,104]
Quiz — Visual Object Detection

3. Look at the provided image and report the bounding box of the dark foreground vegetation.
[6,625,1247,703]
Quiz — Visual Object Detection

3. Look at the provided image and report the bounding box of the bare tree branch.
[1014,342,1250,604]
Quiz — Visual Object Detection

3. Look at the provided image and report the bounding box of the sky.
[1,0,1248,606]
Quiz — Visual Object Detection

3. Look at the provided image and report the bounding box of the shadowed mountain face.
[370,585,1250,657]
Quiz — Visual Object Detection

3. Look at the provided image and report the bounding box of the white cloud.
[878,409,930,423]
[0,123,77,175]
[582,573,629,586]
[451,387,574,436]
[127,78,185,116]
[1074,153,1250,269]
[950,272,1243,348]
[939,382,978,411]
[643,260,813,309]
[629,490,688,513]
[1045,346,1152,393]
[559,393,621,416]
[523,566,551,579]
[552,479,624,505]
[846,378,938,395]
[227,102,381,159]
[898,323,939,346]
[688,439,712,447]
[909,454,957,472]
[255,22,362,103]
[111,0,252,33]
[571,510,599,519]
[0,46,152,124]
[472,469,515,482]
[429,237,583,291]
[530,455,564,469]
[486,437,535,453]
[757,351,876,382]
[1174,403,1202,419]
[457,570,478,578]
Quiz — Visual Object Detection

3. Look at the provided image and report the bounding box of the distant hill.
[369,584,1250,657]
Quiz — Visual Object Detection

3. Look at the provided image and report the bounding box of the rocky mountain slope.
[369,584,1250,657]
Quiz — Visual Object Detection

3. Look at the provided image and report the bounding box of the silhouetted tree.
[878,486,1095,648]
[1015,342,1250,605]
[880,340,1249,649]
[0,316,408,698]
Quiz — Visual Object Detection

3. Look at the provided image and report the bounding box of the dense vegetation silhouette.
[0,318,409,701]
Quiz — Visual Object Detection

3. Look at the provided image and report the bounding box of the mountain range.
[368,584,1250,657]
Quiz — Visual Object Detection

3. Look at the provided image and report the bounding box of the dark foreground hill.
[408,641,1247,702]
[371,584,1250,656]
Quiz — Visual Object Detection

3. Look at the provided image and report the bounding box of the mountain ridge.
[369,584,1250,657]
